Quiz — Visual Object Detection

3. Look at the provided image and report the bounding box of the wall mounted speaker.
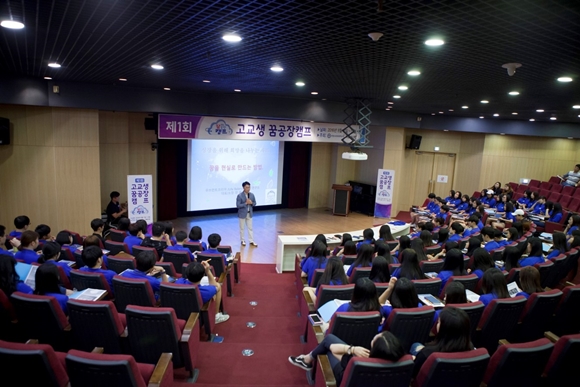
[409,134,422,149]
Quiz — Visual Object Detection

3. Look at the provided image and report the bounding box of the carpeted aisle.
[174,264,310,387]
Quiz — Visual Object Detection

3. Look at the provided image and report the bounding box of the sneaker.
[250,241,258,247]
[288,356,312,371]
[215,313,230,324]
[241,240,246,246]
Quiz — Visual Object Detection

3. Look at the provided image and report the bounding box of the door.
[433,153,456,197]
[411,152,456,206]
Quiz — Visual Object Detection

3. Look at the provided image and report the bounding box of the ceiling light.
[568,137,574,139]
[449,109,454,112]
[431,113,435,115]
[163,87,170,90]
[479,116,484,119]
[557,77,572,82]
[512,112,518,115]
[393,95,401,99]
[536,109,544,112]
[44,76,52,80]
[119,78,127,81]
[202,80,210,83]
[529,119,535,122]
[270,66,283,72]
[550,117,557,120]
[151,64,163,70]
[493,113,499,117]
[480,100,489,104]
[425,38,444,46]
[222,34,242,42]
[322,98,327,101]
[234,89,241,92]
[439,112,444,114]
[573,105,580,109]
[502,63,522,76]
[500,133,506,136]
[508,91,520,95]
[398,85,408,90]
[1,20,24,29]
[368,32,384,41]
[387,101,394,104]
[48,62,61,68]
[311,91,318,95]
[407,70,421,76]
[462,106,468,109]
[295,81,305,87]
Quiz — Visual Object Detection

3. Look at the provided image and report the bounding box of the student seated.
[391,249,426,280]
[120,250,169,299]
[528,195,546,216]
[481,190,497,208]
[479,268,509,307]
[204,233,229,265]
[410,239,430,262]
[346,244,374,277]
[79,246,117,292]
[140,222,171,258]
[519,237,545,267]
[489,201,516,229]
[434,281,468,322]
[516,266,544,299]
[35,224,53,243]
[136,219,151,238]
[456,194,470,212]
[436,228,449,247]
[374,242,397,264]
[333,278,384,325]
[502,246,524,272]
[305,234,327,258]
[368,256,391,283]
[448,223,464,242]
[468,248,494,279]
[563,215,580,241]
[288,331,405,386]
[38,242,72,278]
[335,240,357,258]
[0,254,33,295]
[411,193,439,225]
[482,227,500,252]
[301,241,328,285]
[378,225,394,242]
[124,223,145,254]
[10,215,30,238]
[34,264,71,315]
[391,235,411,260]
[446,190,462,207]
[187,226,207,251]
[175,260,230,324]
[437,248,466,290]
[55,231,81,254]
[356,228,375,250]
[164,222,176,246]
[546,232,568,259]
[165,231,194,260]
[14,231,41,264]
[90,219,105,245]
[0,225,18,256]
[438,205,451,223]
[465,237,482,258]
[332,233,353,256]
[517,190,533,209]
[83,235,109,267]
[117,218,130,232]
[303,257,349,305]
[378,277,422,324]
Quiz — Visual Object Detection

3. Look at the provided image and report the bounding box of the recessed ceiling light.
[119,78,127,81]
[443,130,449,132]
[407,70,421,76]
[425,38,444,46]
[295,81,305,87]
[44,76,52,80]
[163,87,170,90]
[536,109,544,112]
[439,112,444,114]
[529,119,535,122]
[311,91,318,95]
[151,64,164,70]
[448,109,454,112]
[493,113,499,117]
[202,80,210,83]
[480,100,489,104]
[479,116,484,119]
[557,77,573,82]
[431,113,436,115]
[462,106,468,109]
[270,66,284,72]
[568,137,573,139]
[500,133,505,136]
[322,98,327,101]
[234,89,241,92]
[48,62,61,68]
[508,91,520,95]
[398,85,408,90]
[512,112,518,115]
[550,117,557,120]
[222,34,242,42]
[393,95,401,99]
[387,101,394,104]
[1,20,24,29]
[573,105,580,109]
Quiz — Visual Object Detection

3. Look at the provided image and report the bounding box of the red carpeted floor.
[173,264,310,386]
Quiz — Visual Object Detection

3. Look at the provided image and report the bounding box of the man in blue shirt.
[482,227,500,252]
[124,223,145,254]
[0,225,18,256]
[204,233,229,266]
[9,215,30,238]
[175,260,229,324]
[448,222,464,242]
[79,246,117,294]
[14,230,41,264]
[120,250,168,299]
[165,231,194,260]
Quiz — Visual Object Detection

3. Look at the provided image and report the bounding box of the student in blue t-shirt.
[83,235,109,267]
[482,227,500,252]
[347,243,374,277]
[437,248,466,291]
[120,250,169,299]
[0,225,17,256]
[123,223,145,254]
[516,266,544,299]
[469,248,494,279]
[378,277,431,330]
[479,268,510,307]
[188,226,207,251]
[9,215,30,239]
[301,241,328,286]
[334,278,384,320]
[175,260,230,324]
[356,228,375,251]
[448,223,464,242]
[534,203,563,228]
[529,195,546,216]
[164,222,176,247]
[481,190,497,208]
[204,233,229,266]
[79,246,117,293]
[165,231,194,260]
[14,231,41,264]
[34,263,71,315]
[563,215,580,242]
[545,232,568,259]
[55,231,81,255]
[304,257,349,305]
[517,190,533,209]
[519,238,545,267]
[0,253,33,295]
[38,242,72,278]
[456,195,470,212]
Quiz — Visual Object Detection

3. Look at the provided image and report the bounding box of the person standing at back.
[236,181,257,247]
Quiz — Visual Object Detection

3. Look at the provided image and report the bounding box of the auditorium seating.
[412,278,442,297]
[381,306,435,352]
[162,250,191,269]
[108,228,127,242]
[516,289,562,342]
[70,270,113,298]
[131,245,159,260]
[112,276,156,313]
[413,348,490,387]
[439,274,479,298]
[543,332,580,385]
[104,240,130,255]
[348,266,371,284]
[326,311,382,350]
[196,252,232,296]
[419,259,444,273]
[107,255,136,274]
[474,297,527,355]
[552,283,580,336]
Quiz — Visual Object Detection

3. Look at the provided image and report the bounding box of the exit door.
[411,152,456,206]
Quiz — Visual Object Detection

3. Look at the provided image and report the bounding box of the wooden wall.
[308,142,333,208]
[0,105,101,233]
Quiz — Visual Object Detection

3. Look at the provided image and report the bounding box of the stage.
[170,207,394,264]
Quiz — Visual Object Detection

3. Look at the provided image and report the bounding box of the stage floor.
[170,208,390,264]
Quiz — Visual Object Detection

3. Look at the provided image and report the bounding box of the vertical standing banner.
[127,175,154,224]
[374,169,395,218]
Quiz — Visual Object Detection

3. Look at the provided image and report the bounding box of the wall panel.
[308,142,332,208]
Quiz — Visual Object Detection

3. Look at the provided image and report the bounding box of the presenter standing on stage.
[237,181,258,247]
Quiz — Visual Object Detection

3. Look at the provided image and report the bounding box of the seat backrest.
[529,180,541,188]
[60,248,74,261]
[310,268,325,287]
[65,230,84,245]
[131,245,159,261]
[108,229,128,242]
[420,259,444,273]
[412,278,442,297]
[316,284,355,309]
[484,338,553,387]
[547,192,561,203]
[56,265,73,290]
[547,254,568,288]
[112,276,156,313]
[539,181,552,190]
[0,288,16,323]
[159,282,204,320]
[568,197,580,212]
[384,306,435,352]
[538,188,550,198]
[440,274,479,298]
[66,349,149,387]
[196,253,226,277]
[73,249,84,268]
[341,254,357,265]
[0,339,69,387]
[552,284,580,336]
[349,267,372,284]
[162,250,191,268]
[447,302,485,340]
[340,355,414,387]
[508,182,519,190]
[105,240,129,256]
[533,260,555,288]
[505,267,522,285]
[559,194,571,209]
[327,312,382,349]
[125,305,184,367]
[67,299,125,353]
[107,256,136,274]
[374,282,390,296]
[156,261,178,277]
[415,348,490,387]
[425,245,443,256]
[561,184,575,195]
[388,263,401,275]
[70,269,112,295]
[183,241,203,253]
[476,297,527,354]
[543,333,580,385]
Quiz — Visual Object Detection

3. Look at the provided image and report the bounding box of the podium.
[332,184,353,216]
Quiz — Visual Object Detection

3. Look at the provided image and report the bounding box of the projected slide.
[187,139,284,212]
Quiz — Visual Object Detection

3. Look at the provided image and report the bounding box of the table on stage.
[275,222,410,273]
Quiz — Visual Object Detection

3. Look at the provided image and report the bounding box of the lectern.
[332,184,353,216]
